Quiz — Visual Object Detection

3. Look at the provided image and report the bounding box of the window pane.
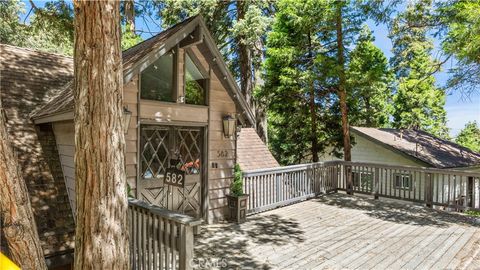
[395,175,401,188]
[141,126,170,179]
[403,176,410,189]
[141,54,174,102]
[185,54,206,105]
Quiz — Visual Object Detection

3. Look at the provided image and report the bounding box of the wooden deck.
[195,193,480,269]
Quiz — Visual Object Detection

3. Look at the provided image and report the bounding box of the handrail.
[243,161,342,177]
[128,199,203,270]
[243,160,480,214]
[128,198,203,226]
[337,161,480,177]
[243,160,480,178]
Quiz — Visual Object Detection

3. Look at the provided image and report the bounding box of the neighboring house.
[237,128,279,171]
[1,15,260,267]
[322,126,480,171]
[320,127,480,206]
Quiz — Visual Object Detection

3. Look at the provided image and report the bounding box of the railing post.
[179,224,194,270]
[374,167,379,200]
[334,164,339,193]
[345,164,354,195]
[426,173,433,208]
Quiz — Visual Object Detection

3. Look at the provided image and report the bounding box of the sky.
[24,1,480,137]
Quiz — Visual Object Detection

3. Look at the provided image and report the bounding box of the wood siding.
[52,46,239,224]
[52,121,76,216]
[320,134,423,167]
[190,44,237,223]
[52,78,139,218]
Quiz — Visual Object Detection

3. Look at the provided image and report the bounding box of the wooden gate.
[137,125,204,218]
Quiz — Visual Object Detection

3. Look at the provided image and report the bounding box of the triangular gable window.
[141,53,174,102]
[184,53,207,105]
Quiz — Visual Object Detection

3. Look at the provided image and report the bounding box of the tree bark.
[0,98,47,269]
[124,0,135,32]
[335,2,353,193]
[73,1,129,269]
[308,33,319,162]
[236,1,268,143]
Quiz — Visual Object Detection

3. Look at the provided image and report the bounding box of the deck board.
[194,193,480,269]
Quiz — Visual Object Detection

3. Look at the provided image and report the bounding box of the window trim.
[140,50,176,103]
[183,49,210,106]
[393,173,412,190]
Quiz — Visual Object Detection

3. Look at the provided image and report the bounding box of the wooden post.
[374,168,379,200]
[467,176,474,208]
[426,173,433,208]
[179,224,194,270]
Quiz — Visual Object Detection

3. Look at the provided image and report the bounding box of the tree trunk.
[73,1,129,269]
[308,33,319,162]
[365,96,372,127]
[335,2,353,193]
[124,0,135,32]
[236,1,268,143]
[0,99,47,269]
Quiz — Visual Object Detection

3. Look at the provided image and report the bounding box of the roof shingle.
[237,128,280,171]
[0,44,75,257]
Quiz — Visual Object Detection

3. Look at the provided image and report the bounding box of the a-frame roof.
[31,15,255,126]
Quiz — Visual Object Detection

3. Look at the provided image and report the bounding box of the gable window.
[394,173,412,190]
[141,53,174,102]
[184,53,207,105]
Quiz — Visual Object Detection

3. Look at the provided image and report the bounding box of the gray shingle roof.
[0,44,75,257]
[351,126,480,169]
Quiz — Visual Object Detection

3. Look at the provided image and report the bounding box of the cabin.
[0,15,265,268]
[319,127,480,207]
[320,127,480,171]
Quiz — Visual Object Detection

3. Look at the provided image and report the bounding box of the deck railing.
[242,162,338,214]
[243,161,480,214]
[336,161,480,211]
[128,199,203,270]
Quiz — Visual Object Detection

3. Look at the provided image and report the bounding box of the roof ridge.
[0,43,73,59]
[121,15,199,57]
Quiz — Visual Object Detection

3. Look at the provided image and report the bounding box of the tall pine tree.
[390,0,449,138]
[347,25,393,127]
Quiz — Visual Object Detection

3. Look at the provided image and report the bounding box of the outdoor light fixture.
[123,107,132,134]
[222,114,236,138]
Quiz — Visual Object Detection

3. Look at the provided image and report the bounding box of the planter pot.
[226,194,249,223]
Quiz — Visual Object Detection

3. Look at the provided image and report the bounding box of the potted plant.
[226,164,249,223]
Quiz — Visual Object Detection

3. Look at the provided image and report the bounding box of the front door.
[137,124,204,218]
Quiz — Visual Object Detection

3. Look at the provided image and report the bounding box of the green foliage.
[0,0,74,55]
[347,25,393,127]
[390,0,449,138]
[465,210,480,217]
[262,0,366,164]
[437,0,480,94]
[230,164,244,196]
[122,25,143,50]
[455,121,480,152]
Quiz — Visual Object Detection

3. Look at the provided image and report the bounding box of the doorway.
[137,124,205,218]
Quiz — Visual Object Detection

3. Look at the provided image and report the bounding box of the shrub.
[230,164,244,196]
